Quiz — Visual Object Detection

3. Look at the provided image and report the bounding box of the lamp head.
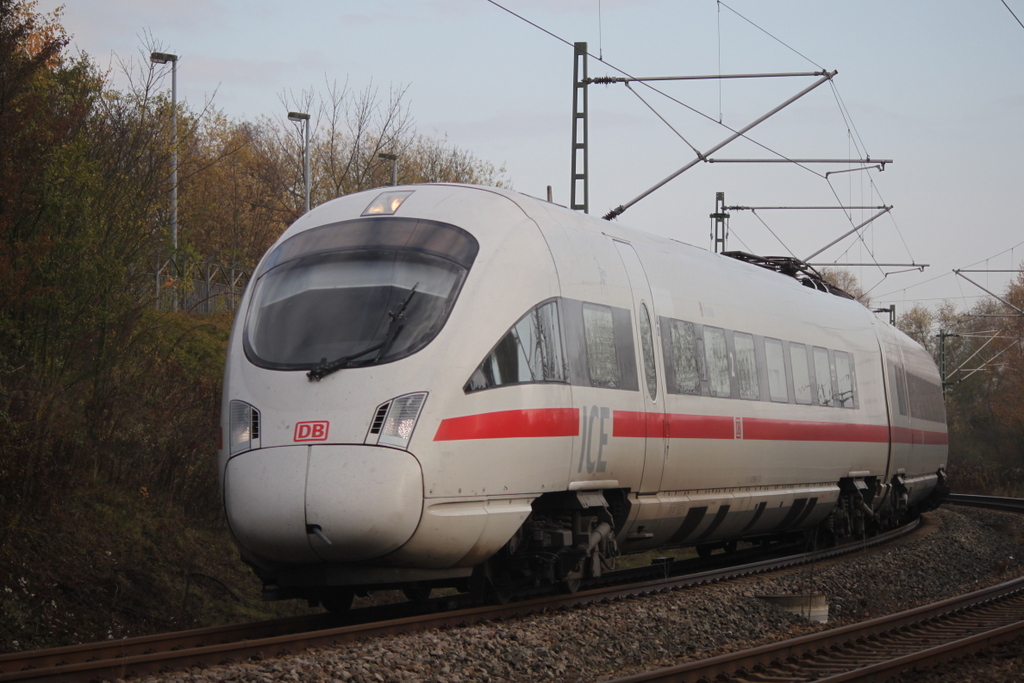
[150,52,178,64]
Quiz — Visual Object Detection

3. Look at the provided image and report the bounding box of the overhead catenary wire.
[603,70,838,220]
[490,0,881,214]
[1000,0,1024,31]
[827,82,871,163]
[954,270,1024,315]
[611,80,843,209]
[707,9,918,281]
[594,18,905,274]
[874,237,1024,305]
[717,1,825,70]
[878,295,991,304]
[624,82,703,158]
[487,0,914,283]
[805,207,892,262]
[750,210,797,259]
[950,341,1020,385]
[486,0,835,184]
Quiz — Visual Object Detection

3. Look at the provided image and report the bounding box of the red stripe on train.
[435,407,948,444]
[612,412,735,439]
[613,411,890,442]
[891,426,949,445]
[744,418,891,443]
[433,408,580,441]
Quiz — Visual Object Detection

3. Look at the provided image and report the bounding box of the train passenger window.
[464,300,567,392]
[813,347,833,406]
[790,344,812,404]
[907,372,945,422]
[696,336,707,383]
[834,351,855,408]
[704,327,730,397]
[583,303,620,388]
[639,304,658,401]
[734,333,759,400]
[764,338,789,403]
[664,319,700,394]
[891,364,908,416]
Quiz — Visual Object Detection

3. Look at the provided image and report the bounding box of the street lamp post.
[150,52,179,253]
[378,153,398,186]
[287,111,311,213]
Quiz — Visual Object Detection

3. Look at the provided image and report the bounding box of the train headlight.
[361,190,413,216]
[229,400,261,454]
[377,392,427,449]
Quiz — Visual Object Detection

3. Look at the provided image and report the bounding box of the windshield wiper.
[307,283,419,382]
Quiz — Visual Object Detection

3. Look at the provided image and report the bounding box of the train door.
[613,240,667,493]
[875,322,912,479]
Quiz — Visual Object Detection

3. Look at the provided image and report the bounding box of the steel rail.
[0,612,344,677]
[601,495,1024,683]
[947,492,1024,513]
[0,522,919,682]
[602,575,1024,683]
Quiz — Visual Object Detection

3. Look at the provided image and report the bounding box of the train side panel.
[874,321,948,508]
[527,200,894,550]
[381,188,576,568]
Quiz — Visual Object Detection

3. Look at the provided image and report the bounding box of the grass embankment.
[0,311,318,653]
[0,484,316,652]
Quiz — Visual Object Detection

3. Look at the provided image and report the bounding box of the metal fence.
[155,256,251,314]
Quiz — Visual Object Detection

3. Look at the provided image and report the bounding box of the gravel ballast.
[132,506,1024,683]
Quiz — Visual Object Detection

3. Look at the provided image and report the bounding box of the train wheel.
[321,589,355,613]
[560,560,584,594]
[815,525,838,549]
[470,563,514,604]
[491,585,514,604]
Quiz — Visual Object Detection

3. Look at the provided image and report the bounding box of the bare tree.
[819,267,871,308]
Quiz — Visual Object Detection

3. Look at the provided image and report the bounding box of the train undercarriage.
[468,490,628,601]
[466,468,948,604]
[262,469,948,612]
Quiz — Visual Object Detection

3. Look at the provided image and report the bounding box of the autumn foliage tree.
[0,0,508,528]
[1,0,119,515]
[171,80,507,282]
[177,113,292,268]
[897,269,1024,494]
[991,272,1024,431]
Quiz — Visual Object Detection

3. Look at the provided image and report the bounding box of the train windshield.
[243,217,478,371]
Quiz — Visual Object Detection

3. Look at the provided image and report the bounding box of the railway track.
[601,493,1024,683]
[946,492,1024,513]
[604,574,1024,683]
[0,521,917,682]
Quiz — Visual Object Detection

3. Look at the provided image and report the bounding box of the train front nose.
[223,445,423,564]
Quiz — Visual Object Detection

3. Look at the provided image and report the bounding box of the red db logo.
[294,421,330,442]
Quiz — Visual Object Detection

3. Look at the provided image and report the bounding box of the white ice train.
[219,184,947,608]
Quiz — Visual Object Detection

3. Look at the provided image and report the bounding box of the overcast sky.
[40,0,1024,314]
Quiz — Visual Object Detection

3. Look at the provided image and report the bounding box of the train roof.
[277,183,918,345]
